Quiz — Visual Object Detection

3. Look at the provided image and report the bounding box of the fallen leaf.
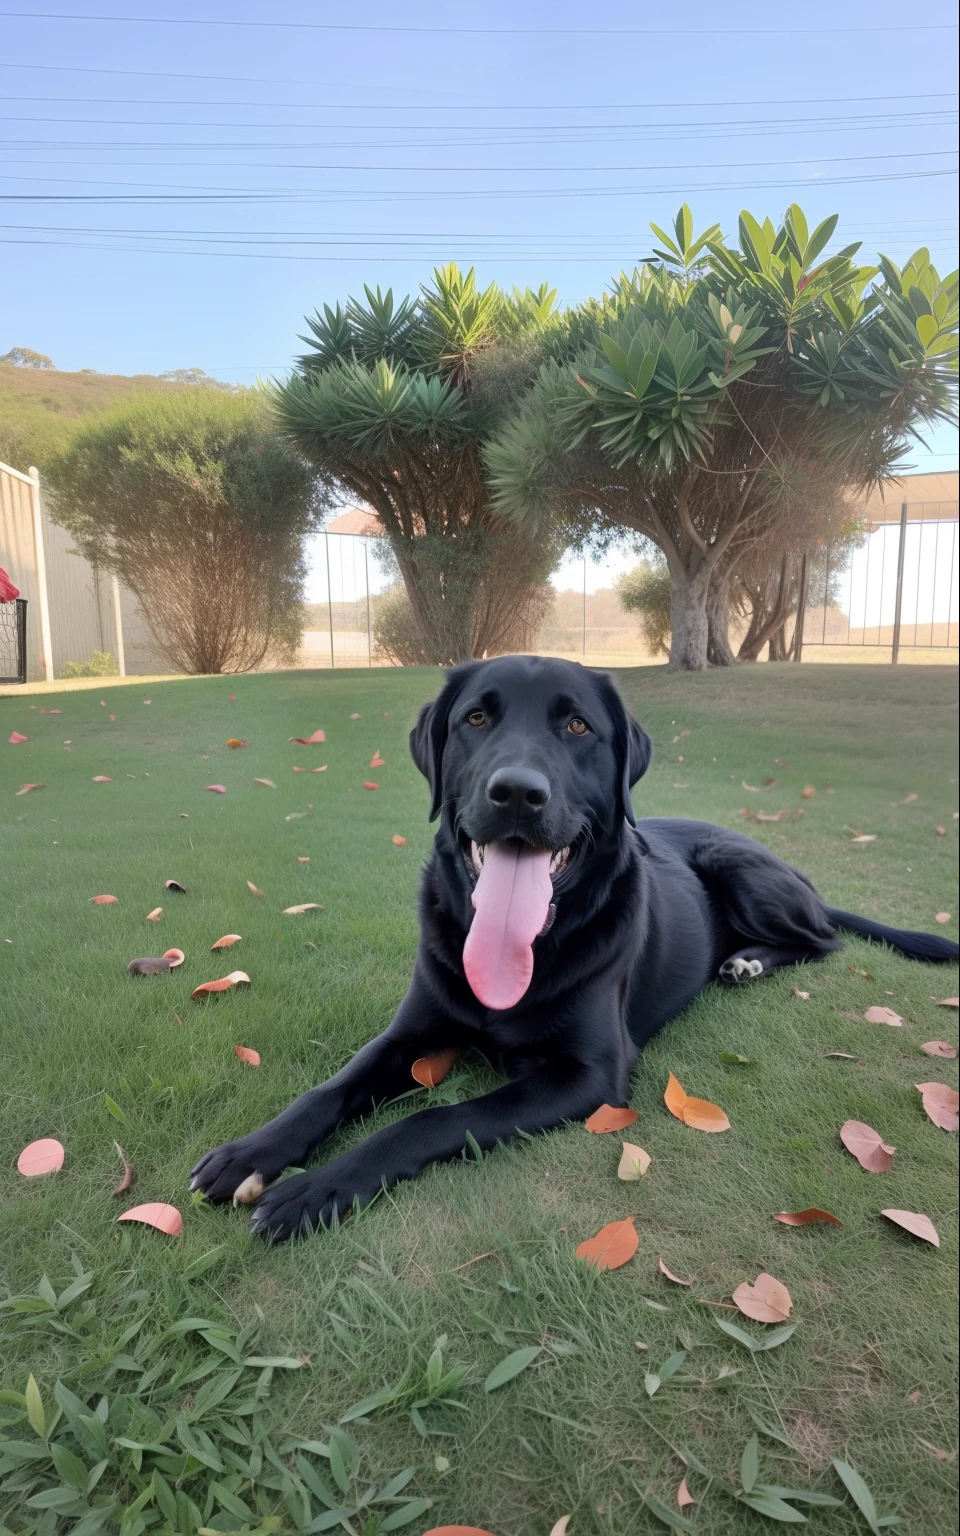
[585,1103,639,1133]
[840,1119,895,1172]
[936,996,959,1008]
[617,1142,651,1180]
[576,1215,639,1271]
[15,782,44,795]
[163,948,184,968]
[880,1209,939,1247]
[936,825,946,836]
[206,784,227,794]
[773,1208,842,1227]
[791,987,811,1000]
[658,1257,694,1286]
[864,1005,904,1026]
[234,1045,261,1066]
[392,834,408,846]
[17,1137,65,1176]
[920,1041,957,1058]
[422,1529,497,1536]
[847,965,874,980]
[915,1081,959,1132]
[285,811,309,822]
[370,751,386,768]
[228,693,236,701]
[296,855,310,862]
[191,970,251,999]
[211,934,242,949]
[109,713,116,722]
[289,729,326,744]
[800,785,816,798]
[742,780,760,792]
[733,1272,792,1323]
[282,903,323,915]
[8,731,28,744]
[164,879,186,893]
[226,738,248,748]
[90,894,118,905]
[91,775,113,783]
[935,912,951,924]
[678,1477,696,1509]
[664,1072,730,1132]
[116,1202,183,1236]
[246,881,265,897]
[412,1050,459,1087]
[309,765,327,773]
[918,1440,954,1462]
[253,777,277,789]
[128,956,175,975]
[349,713,361,719]
[363,780,379,790]
[146,907,162,921]
[851,834,877,844]
[824,1052,858,1060]
[899,792,919,804]
[112,1141,137,1194]
[49,708,61,715]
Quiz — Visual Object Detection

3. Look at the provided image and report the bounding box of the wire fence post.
[364,539,372,667]
[324,530,335,669]
[891,502,909,665]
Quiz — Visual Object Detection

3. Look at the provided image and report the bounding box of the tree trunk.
[706,575,738,667]
[667,567,711,671]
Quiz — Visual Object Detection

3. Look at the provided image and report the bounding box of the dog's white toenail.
[233,1172,266,1206]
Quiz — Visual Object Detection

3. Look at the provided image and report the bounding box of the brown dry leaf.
[918,1440,954,1462]
[678,1477,697,1509]
[411,1050,459,1087]
[91,775,113,783]
[116,1202,183,1236]
[8,730,28,744]
[664,1072,730,1132]
[289,729,326,744]
[864,1005,904,1026]
[234,1045,261,1066]
[211,934,242,950]
[763,776,777,787]
[851,833,877,844]
[90,894,118,905]
[617,1142,651,1180]
[585,1103,639,1133]
[575,1215,639,1271]
[226,738,248,748]
[658,1256,694,1286]
[847,965,874,980]
[392,835,408,846]
[370,751,386,768]
[246,881,265,897]
[253,777,276,789]
[800,785,816,798]
[548,1520,572,1536]
[733,1272,792,1323]
[15,782,44,795]
[742,780,761,792]
[880,1209,940,1247]
[920,1040,957,1058]
[112,1141,137,1195]
[296,855,310,862]
[191,970,251,1000]
[363,780,380,791]
[935,825,946,836]
[206,783,227,794]
[162,948,184,968]
[282,903,323,915]
[915,1081,959,1132]
[128,956,174,975]
[349,713,361,720]
[146,907,162,921]
[840,1119,895,1172]
[791,987,811,1000]
[935,996,959,1008]
[164,879,186,893]
[774,1208,842,1227]
[935,912,951,924]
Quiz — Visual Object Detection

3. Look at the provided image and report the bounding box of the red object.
[0,565,20,602]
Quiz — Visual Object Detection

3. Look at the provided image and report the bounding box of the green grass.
[1,663,958,1536]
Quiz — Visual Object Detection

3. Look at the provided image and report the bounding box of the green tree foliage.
[45,390,325,674]
[1,346,55,369]
[487,206,959,670]
[618,560,673,658]
[275,269,568,663]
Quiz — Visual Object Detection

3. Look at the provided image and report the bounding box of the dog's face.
[411,657,652,1009]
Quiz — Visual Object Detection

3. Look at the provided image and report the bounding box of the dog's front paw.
[719,956,764,984]
[190,1134,288,1205]
[249,1162,377,1242]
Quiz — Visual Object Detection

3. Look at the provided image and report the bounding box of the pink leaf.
[840,1119,895,1172]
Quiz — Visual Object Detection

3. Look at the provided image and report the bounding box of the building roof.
[324,507,382,536]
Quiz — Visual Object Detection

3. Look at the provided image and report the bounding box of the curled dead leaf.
[164,879,186,893]
[234,1045,261,1066]
[363,780,380,790]
[549,1521,572,1536]
[289,729,326,744]
[282,903,323,915]
[17,1138,64,1176]
[847,965,874,980]
[392,834,408,846]
[915,1081,959,1132]
[576,1215,639,1271]
[920,1040,957,1058]
[90,894,118,905]
[840,1119,895,1172]
[800,785,816,798]
[678,1477,696,1509]
[851,833,877,844]
[864,1005,904,1026]
[791,987,811,1000]
[296,855,310,862]
[112,1141,137,1195]
[899,791,919,805]
[15,782,44,795]
[411,1050,459,1087]
[733,1271,792,1323]
[226,738,248,748]
[742,780,760,792]
[91,775,113,783]
[206,784,227,794]
[246,881,265,897]
[253,777,277,789]
[585,1103,639,1133]
[774,1208,842,1227]
[191,970,250,1000]
[617,1142,651,1180]
[8,730,28,744]
[664,1072,730,1132]
[146,907,162,921]
[162,948,184,968]
[935,996,958,1008]
[658,1256,694,1286]
[370,751,386,768]
[936,825,946,836]
[211,934,242,950]
[880,1209,940,1247]
[117,1202,183,1236]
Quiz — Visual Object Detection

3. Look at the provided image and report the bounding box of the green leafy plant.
[62,650,119,679]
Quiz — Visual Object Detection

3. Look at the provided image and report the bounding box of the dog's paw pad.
[719,956,764,983]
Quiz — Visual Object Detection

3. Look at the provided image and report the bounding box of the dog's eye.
[467,710,486,728]
[567,717,589,736]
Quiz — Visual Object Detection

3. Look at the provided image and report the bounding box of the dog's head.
[410,656,652,1009]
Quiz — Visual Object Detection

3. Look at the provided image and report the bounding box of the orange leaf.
[282,903,323,915]
[162,948,184,968]
[211,934,242,949]
[585,1103,639,1133]
[146,907,162,921]
[392,834,407,846]
[15,782,44,795]
[920,1040,957,1058]
[116,1202,183,1236]
[936,825,946,835]
[733,1271,792,1323]
[617,1142,651,1180]
[773,1208,842,1226]
[228,692,236,701]
[17,1137,64,1176]
[915,1081,959,1132]
[576,1215,639,1271]
[665,1074,731,1132]
[363,780,380,790]
[864,1005,904,1026]
[289,729,326,744]
[664,1071,688,1119]
[412,1050,459,1087]
[800,785,816,798]
[296,855,310,862]
[254,777,277,789]
[8,730,28,744]
[370,751,386,768]
[880,1209,940,1247]
[791,987,811,1000]
[935,912,951,924]
[246,881,265,897]
[851,834,877,843]
[226,738,248,748]
[234,1045,261,1066]
[658,1256,694,1285]
[310,765,328,773]
[840,1119,895,1172]
[678,1477,697,1508]
[206,783,227,794]
[350,713,361,720]
[164,879,186,892]
[936,996,958,1008]
[90,894,118,904]
[91,775,113,783]
[191,970,250,999]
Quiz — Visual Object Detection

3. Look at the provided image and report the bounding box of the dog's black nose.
[485,767,551,816]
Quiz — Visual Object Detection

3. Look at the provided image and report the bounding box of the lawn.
[1,662,957,1536]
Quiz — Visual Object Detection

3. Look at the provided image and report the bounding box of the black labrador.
[190,656,958,1239]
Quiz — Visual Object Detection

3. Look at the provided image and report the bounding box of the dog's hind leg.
[718,943,827,985]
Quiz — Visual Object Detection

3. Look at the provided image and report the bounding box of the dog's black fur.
[190,656,959,1239]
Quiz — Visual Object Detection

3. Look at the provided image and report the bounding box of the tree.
[159,367,236,391]
[45,389,324,674]
[274,269,567,664]
[1,346,55,369]
[487,207,959,670]
[617,560,672,658]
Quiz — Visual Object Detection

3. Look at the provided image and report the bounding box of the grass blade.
[484,1345,541,1392]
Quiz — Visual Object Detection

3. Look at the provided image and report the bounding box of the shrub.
[62,649,119,678]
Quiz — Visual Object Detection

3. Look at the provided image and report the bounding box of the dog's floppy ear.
[409,663,478,822]
[595,672,653,827]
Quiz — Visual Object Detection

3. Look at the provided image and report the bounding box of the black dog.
[190,656,958,1239]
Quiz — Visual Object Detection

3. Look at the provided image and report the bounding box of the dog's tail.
[825,907,959,964]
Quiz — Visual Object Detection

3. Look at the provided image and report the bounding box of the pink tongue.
[463,841,554,1010]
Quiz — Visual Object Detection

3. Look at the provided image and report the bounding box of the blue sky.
[3,0,958,520]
